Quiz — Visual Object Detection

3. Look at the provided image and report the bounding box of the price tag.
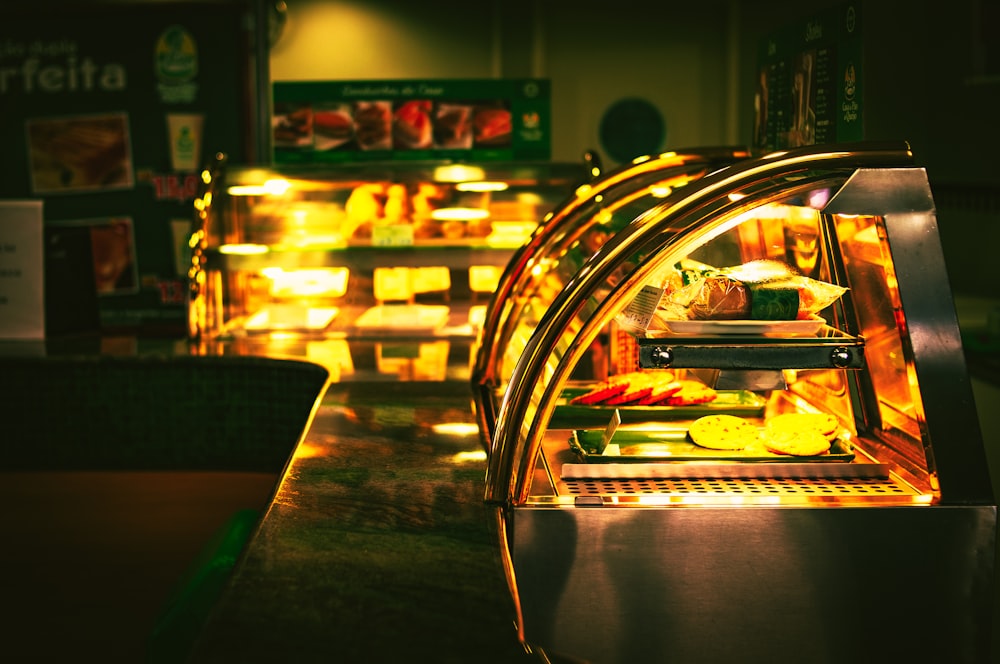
[617,284,664,334]
[372,224,414,247]
[0,200,44,339]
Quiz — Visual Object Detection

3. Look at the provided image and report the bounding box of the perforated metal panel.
[561,475,916,497]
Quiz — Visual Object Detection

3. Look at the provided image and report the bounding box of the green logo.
[155,25,198,84]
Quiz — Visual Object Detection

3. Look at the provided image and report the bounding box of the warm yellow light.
[649,185,672,198]
[433,422,481,437]
[227,179,291,196]
[431,207,490,221]
[219,243,269,255]
[451,450,488,463]
[433,164,485,182]
[456,181,509,192]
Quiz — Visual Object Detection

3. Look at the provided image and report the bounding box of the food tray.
[569,427,855,463]
[649,315,825,337]
[552,388,765,428]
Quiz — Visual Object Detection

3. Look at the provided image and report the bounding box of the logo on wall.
[843,63,857,100]
[155,25,198,103]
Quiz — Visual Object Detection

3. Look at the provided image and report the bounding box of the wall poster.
[272,79,551,164]
[0,4,252,334]
[755,2,864,151]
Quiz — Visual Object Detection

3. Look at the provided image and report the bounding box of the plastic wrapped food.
[660,259,846,321]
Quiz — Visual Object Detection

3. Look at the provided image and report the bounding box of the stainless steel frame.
[483,142,996,663]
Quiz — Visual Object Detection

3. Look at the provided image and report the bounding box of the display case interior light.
[227,178,292,197]
[430,207,491,221]
[219,243,269,255]
[456,180,509,192]
[433,164,486,183]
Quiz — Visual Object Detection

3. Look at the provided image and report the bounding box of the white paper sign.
[0,200,45,339]
[616,284,664,334]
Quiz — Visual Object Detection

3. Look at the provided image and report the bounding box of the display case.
[484,142,995,663]
[471,146,751,450]
[186,155,586,377]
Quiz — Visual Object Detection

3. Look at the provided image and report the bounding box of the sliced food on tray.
[569,370,715,407]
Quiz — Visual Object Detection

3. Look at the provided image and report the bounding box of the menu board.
[0,5,251,334]
[754,2,864,150]
[272,79,551,164]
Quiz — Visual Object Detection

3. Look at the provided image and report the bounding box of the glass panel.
[837,214,928,464]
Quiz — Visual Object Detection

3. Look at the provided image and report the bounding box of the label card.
[0,200,44,339]
[617,284,664,334]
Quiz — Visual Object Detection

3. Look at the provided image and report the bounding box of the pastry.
[766,412,839,440]
[688,414,758,450]
[762,429,832,456]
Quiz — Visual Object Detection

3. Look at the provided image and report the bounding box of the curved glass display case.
[483,142,995,663]
[471,146,751,450]
[185,155,586,378]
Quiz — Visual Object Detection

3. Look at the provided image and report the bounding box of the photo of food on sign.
[393,100,433,149]
[473,104,512,147]
[272,103,313,148]
[432,102,473,149]
[47,216,138,296]
[353,100,392,151]
[26,113,134,194]
[311,103,354,151]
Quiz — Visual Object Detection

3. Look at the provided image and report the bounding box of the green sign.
[754,2,863,150]
[272,79,551,163]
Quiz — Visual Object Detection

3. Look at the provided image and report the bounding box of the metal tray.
[552,388,766,428]
[569,427,855,463]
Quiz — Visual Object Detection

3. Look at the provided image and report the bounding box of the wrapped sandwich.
[658,259,847,322]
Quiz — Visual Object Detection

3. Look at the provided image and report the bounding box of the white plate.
[651,315,825,337]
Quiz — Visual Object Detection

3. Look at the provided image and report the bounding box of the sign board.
[754,2,863,150]
[0,200,44,339]
[0,5,251,334]
[273,79,551,164]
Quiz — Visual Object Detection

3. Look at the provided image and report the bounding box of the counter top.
[188,379,538,663]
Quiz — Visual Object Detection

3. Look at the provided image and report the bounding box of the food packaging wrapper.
[659,259,847,321]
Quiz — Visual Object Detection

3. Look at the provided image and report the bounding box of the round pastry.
[688,414,758,450]
[763,429,832,456]
[766,412,839,441]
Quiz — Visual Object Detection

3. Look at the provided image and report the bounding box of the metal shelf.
[636,328,865,370]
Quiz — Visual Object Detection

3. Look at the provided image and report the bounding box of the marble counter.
[188,380,539,663]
